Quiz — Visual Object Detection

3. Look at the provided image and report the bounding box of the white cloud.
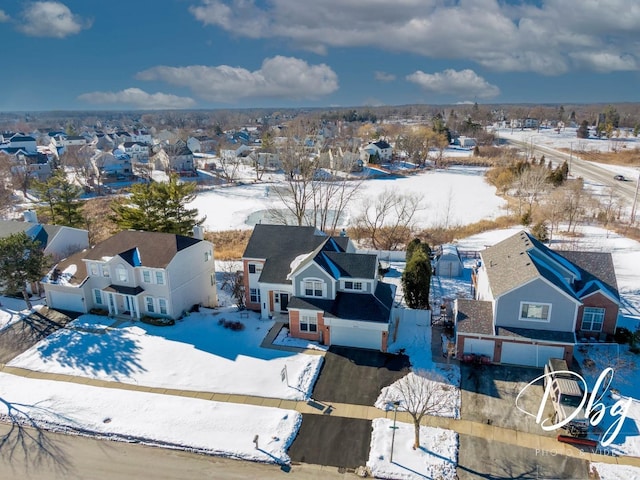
[0,10,10,22]
[136,56,338,102]
[19,1,90,38]
[406,69,500,99]
[374,71,396,82]
[570,51,639,72]
[188,0,640,74]
[78,88,195,109]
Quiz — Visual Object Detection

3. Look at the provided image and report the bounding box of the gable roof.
[373,140,391,149]
[481,230,618,302]
[54,230,202,286]
[316,251,377,279]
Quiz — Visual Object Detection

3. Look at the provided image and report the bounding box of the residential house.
[455,230,619,367]
[120,142,150,163]
[361,139,393,162]
[242,224,395,351]
[43,230,217,319]
[165,141,195,173]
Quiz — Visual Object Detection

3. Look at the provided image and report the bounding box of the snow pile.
[593,462,640,480]
[273,326,328,351]
[367,418,458,480]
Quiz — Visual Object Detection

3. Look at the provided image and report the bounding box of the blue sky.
[1,0,640,111]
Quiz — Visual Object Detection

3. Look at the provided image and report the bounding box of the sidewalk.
[0,362,637,468]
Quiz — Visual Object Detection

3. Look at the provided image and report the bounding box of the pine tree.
[32,169,84,227]
[110,173,204,235]
[402,240,432,309]
[0,232,51,309]
[577,120,590,139]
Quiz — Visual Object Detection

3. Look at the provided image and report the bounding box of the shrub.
[614,327,632,345]
[89,308,109,316]
[141,316,175,327]
[217,318,245,331]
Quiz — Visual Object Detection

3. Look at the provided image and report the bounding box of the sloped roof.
[559,250,619,300]
[0,220,32,238]
[456,299,494,335]
[288,282,393,324]
[243,224,330,284]
[373,140,391,149]
[316,251,377,279]
[54,230,202,286]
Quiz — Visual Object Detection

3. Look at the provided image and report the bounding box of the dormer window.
[89,263,99,276]
[304,279,324,297]
[344,281,363,291]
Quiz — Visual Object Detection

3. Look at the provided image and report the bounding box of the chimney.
[340,228,347,237]
[23,209,38,223]
[192,225,204,240]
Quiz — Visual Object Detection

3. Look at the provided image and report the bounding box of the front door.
[280,293,289,312]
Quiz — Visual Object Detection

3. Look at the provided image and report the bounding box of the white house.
[43,230,217,319]
[361,139,393,162]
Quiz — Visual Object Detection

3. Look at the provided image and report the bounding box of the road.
[503,137,640,210]
[0,423,352,480]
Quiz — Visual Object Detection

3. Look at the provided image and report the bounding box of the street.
[0,422,353,480]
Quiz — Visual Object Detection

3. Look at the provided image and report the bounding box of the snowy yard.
[0,296,44,331]
[367,418,458,480]
[0,372,300,464]
[7,308,323,401]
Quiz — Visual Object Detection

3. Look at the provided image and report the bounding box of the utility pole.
[569,142,573,175]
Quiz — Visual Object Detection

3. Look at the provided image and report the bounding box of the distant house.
[120,142,149,163]
[43,230,217,319]
[165,141,195,173]
[362,139,393,162]
[455,230,619,367]
[242,225,395,351]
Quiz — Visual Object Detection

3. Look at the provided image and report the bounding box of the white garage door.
[463,338,495,358]
[49,291,85,312]
[331,326,381,350]
[501,343,565,367]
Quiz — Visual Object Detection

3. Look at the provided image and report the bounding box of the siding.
[495,278,577,332]
[294,263,335,299]
[576,292,619,336]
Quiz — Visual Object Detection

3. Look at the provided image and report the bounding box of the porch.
[103,285,144,319]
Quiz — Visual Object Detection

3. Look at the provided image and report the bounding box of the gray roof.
[456,299,494,335]
[316,251,377,279]
[243,225,331,284]
[560,250,619,300]
[288,282,393,324]
[480,230,613,302]
[0,220,32,237]
[496,326,575,344]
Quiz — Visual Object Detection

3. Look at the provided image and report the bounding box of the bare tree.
[354,189,424,250]
[515,166,550,218]
[560,178,588,233]
[60,145,93,188]
[396,126,448,167]
[0,155,15,214]
[270,121,325,226]
[388,371,452,449]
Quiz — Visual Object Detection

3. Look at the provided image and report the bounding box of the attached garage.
[462,338,495,357]
[330,325,382,350]
[48,290,85,313]
[500,342,565,367]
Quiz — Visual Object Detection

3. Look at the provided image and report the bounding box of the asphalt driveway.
[288,414,371,469]
[312,346,411,405]
[0,308,74,363]
[461,363,555,435]
[457,434,590,480]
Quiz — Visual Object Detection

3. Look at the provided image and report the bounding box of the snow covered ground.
[0,372,299,464]
[0,296,44,331]
[594,462,640,480]
[367,418,458,480]
[188,165,506,232]
[8,309,323,401]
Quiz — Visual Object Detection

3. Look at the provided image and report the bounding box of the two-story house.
[242,225,394,351]
[361,139,393,162]
[455,230,619,367]
[43,230,217,319]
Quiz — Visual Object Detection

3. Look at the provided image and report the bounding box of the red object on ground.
[557,435,597,448]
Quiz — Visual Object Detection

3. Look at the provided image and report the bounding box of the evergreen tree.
[577,120,590,139]
[531,221,549,243]
[32,169,84,227]
[110,173,204,235]
[402,239,432,309]
[0,232,51,309]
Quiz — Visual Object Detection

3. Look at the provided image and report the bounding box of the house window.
[582,307,605,331]
[93,289,103,305]
[300,315,318,333]
[211,273,215,286]
[304,280,323,297]
[143,270,151,283]
[89,263,99,276]
[102,266,110,277]
[519,302,551,322]
[205,250,212,262]
[145,296,155,313]
[116,264,128,282]
[155,271,165,285]
[248,263,262,274]
[250,288,261,303]
[345,281,363,291]
[158,298,167,315]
